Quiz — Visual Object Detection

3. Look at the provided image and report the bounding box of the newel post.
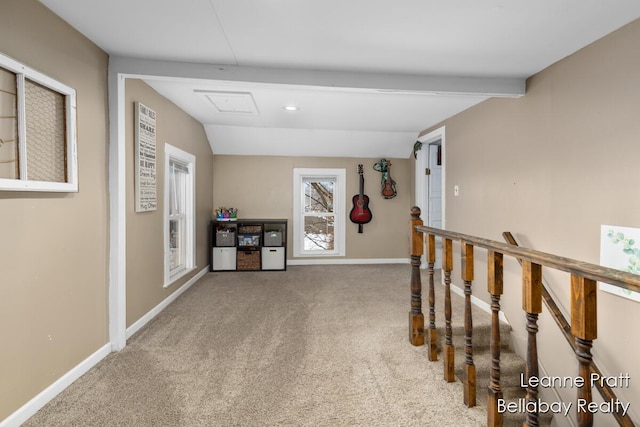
[409,206,425,346]
[571,274,597,427]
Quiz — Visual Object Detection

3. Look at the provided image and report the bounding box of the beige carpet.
[24,264,488,426]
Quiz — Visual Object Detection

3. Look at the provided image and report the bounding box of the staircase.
[429,269,553,427]
[408,206,639,427]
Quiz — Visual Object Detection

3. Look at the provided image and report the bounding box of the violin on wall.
[349,164,372,233]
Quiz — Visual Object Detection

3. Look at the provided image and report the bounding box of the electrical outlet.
[454,185,459,196]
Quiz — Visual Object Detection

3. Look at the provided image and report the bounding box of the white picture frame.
[600,224,640,302]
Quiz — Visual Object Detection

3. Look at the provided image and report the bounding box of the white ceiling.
[40,0,640,158]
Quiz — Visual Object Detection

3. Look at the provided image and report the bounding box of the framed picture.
[134,102,157,212]
[600,224,640,302]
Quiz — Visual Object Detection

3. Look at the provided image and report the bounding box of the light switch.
[454,185,460,196]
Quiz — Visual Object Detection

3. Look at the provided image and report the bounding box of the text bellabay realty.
[498,372,632,417]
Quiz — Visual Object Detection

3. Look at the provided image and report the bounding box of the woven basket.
[237,250,260,270]
[238,225,262,234]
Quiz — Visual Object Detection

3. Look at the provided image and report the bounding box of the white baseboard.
[0,343,111,427]
[287,258,409,266]
[126,265,209,339]
[448,281,510,325]
[1,266,211,427]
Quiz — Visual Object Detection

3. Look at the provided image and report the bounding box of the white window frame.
[0,52,78,192]
[164,144,196,286]
[293,168,346,257]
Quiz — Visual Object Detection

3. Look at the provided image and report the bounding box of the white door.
[414,125,445,270]
[427,142,443,269]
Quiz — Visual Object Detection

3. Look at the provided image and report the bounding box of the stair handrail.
[408,207,640,427]
[414,225,640,292]
[503,231,635,427]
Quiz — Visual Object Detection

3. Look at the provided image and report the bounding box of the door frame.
[414,125,446,267]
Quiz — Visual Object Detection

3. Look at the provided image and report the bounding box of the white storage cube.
[212,247,237,271]
[261,247,285,270]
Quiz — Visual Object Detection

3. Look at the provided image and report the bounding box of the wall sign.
[135,102,157,212]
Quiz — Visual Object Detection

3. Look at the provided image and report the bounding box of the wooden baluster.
[522,261,542,427]
[409,207,425,346]
[571,274,597,427]
[443,238,455,382]
[462,242,476,407]
[427,233,438,361]
[487,250,504,427]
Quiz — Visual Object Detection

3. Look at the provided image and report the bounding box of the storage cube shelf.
[210,219,287,272]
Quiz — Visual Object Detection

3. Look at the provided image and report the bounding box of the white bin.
[261,247,285,270]
[212,247,237,271]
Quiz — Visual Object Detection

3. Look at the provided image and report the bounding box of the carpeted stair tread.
[426,269,554,427]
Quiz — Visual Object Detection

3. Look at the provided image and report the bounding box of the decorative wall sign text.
[135,102,157,212]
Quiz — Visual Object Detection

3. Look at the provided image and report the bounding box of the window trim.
[292,168,346,257]
[0,52,78,192]
[164,144,196,287]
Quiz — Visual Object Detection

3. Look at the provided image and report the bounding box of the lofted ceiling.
[40,0,640,158]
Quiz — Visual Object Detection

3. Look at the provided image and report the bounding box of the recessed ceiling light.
[283,105,299,111]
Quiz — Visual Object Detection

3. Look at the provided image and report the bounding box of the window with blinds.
[169,159,189,274]
[164,144,196,286]
[293,168,346,257]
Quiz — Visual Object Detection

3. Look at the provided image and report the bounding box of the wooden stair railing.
[408,207,640,427]
[503,232,636,427]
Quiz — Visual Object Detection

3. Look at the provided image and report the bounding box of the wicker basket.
[238,224,262,234]
[237,250,261,270]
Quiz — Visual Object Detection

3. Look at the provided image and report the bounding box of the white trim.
[292,168,346,257]
[107,56,526,97]
[0,52,78,192]
[287,258,409,265]
[415,125,446,226]
[448,282,510,325]
[164,144,196,287]
[127,266,208,339]
[0,343,111,427]
[108,68,127,351]
[1,266,209,427]
[415,125,446,268]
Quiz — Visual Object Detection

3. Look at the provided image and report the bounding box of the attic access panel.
[195,90,259,115]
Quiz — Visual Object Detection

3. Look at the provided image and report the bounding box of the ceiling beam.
[110,56,525,97]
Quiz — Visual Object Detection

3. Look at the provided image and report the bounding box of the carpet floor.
[24,264,488,427]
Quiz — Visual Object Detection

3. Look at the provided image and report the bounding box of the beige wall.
[427,18,640,424]
[0,0,110,420]
[4,0,637,424]
[125,79,213,327]
[212,155,411,260]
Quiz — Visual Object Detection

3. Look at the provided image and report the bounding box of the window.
[0,52,77,191]
[164,144,195,286]
[293,168,346,257]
